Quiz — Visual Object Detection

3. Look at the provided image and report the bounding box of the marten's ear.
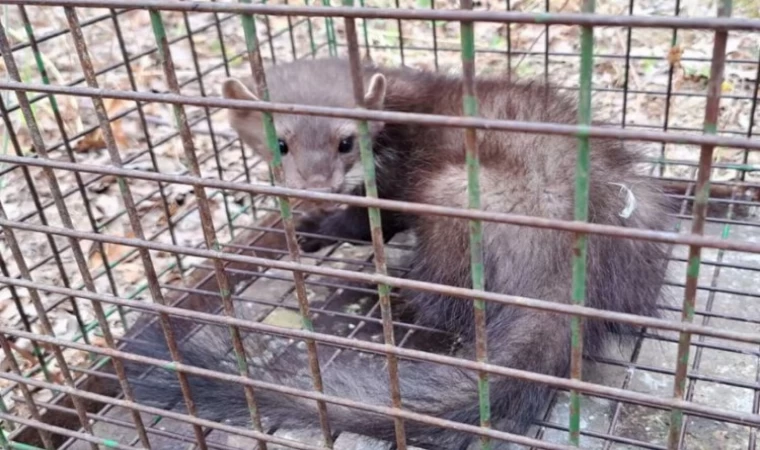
[222,78,266,157]
[364,73,386,110]
[222,78,260,102]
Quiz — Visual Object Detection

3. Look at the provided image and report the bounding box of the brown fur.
[128,58,673,449]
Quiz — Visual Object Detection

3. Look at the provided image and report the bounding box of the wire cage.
[0,0,759,449]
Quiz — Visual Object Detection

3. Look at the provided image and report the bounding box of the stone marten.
[127,58,672,449]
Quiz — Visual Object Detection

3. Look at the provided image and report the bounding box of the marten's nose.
[306,175,331,191]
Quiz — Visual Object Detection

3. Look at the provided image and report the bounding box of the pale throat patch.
[341,162,366,192]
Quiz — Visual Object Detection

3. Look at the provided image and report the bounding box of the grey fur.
[126,58,674,450]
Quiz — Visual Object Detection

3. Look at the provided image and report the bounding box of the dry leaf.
[167,199,180,218]
[667,45,683,67]
[49,370,65,385]
[119,262,144,285]
[74,98,129,152]
[87,230,137,270]
[88,175,116,194]
[75,128,106,153]
[103,97,130,149]
[91,336,108,348]
[163,268,184,285]
[156,197,183,226]
[10,340,38,366]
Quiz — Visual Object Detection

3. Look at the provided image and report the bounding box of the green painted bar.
[341,0,407,445]
[359,0,371,57]
[238,4,334,447]
[6,442,44,450]
[238,2,317,333]
[322,0,338,56]
[149,11,269,449]
[459,5,491,449]
[666,1,731,447]
[569,0,595,445]
[303,0,318,56]
[0,396,12,439]
[3,434,45,450]
[0,428,10,450]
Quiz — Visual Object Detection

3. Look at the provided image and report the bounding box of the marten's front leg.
[296,206,409,253]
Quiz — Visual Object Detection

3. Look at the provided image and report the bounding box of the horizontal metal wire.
[2,4,759,449]
[7,397,244,450]
[4,272,760,403]
[0,412,137,450]
[2,0,760,30]
[2,80,759,151]
[3,319,760,437]
[9,389,672,450]
[0,353,570,450]
[6,218,760,348]
[0,373,328,450]
[4,153,760,256]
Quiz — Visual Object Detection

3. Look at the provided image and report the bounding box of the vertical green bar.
[303,0,318,56]
[569,0,594,445]
[0,394,13,437]
[238,1,314,332]
[237,4,334,447]
[666,1,731,448]
[0,428,11,450]
[321,0,338,56]
[459,4,490,449]
[239,5,282,189]
[359,0,371,58]
[341,3,407,447]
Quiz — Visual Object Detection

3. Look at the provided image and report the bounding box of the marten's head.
[221,59,386,194]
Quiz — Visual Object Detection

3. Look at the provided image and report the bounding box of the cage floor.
[9,192,751,450]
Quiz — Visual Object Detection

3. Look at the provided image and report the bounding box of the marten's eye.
[338,136,354,154]
[277,139,289,155]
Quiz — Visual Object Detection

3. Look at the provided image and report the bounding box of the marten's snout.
[305,175,332,192]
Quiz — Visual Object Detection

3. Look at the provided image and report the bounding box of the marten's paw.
[296,213,337,253]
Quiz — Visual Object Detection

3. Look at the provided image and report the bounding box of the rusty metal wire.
[0,1,759,450]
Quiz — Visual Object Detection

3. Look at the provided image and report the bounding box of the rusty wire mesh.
[0,0,759,449]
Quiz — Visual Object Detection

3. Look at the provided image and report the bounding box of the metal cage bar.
[666,1,733,448]
[568,0,594,444]
[0,2,759,450]
[343,5,409,448]
[238,3,333,447]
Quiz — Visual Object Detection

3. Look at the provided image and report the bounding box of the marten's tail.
[124,307,569,450]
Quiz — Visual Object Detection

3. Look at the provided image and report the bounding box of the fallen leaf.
[74,128,106,153]
[119,262,144,285]
[721,80,734,93]
[88,175,117,194]
[87,230,137,270]
[50,370,64,385]
[667,45,683,67]
[91,336,108,348]
[103,97,130,149]
[9,339,38,366]
[163,267,184,285]
[262,308,304,329]
[156,197,184,226]
[74,98,129,152]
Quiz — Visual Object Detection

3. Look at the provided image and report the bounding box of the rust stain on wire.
[1,80,758,151]
[3,322,760,435]
[4,153,760,255]
[0,0,758,30]
[667,1,732,448]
